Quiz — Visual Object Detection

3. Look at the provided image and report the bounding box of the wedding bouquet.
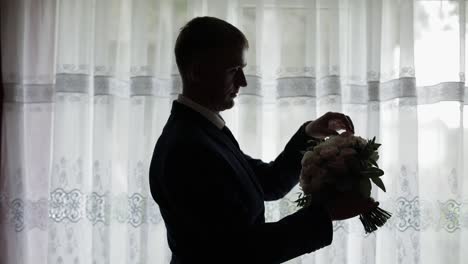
[296,133,391,233]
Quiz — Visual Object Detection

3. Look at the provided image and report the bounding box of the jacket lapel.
[202,125,264,195]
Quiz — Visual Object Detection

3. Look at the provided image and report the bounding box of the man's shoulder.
[154,117,215,159]
[161,118,207,144]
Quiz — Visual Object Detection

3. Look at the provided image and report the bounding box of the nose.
[236,69,247,87]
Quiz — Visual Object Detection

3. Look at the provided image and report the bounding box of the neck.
[182,88,217,113]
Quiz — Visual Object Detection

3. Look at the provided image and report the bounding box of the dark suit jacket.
[149,101,332,264]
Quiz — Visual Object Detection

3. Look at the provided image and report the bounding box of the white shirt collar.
[177,94,225,130]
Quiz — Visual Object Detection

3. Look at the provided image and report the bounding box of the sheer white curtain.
[1,0,467,263]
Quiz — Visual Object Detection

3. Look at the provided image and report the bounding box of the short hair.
[174,17,249,84]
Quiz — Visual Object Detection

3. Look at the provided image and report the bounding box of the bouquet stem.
[359,206,392,233]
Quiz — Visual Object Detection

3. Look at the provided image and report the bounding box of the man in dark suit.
[149,17,376,263]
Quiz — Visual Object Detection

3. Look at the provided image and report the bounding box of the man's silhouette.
[149,17,375,263]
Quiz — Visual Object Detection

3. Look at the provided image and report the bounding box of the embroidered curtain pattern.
[1,0,467,263]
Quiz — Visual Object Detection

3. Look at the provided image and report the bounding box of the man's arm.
[158,140,332,263]
[244,111,355,201]
[244,121,316,201]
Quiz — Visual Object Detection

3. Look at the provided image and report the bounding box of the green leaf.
[369,159,379,168]
[361,167,384,177]
[360,151,371,161]
[359,159,365,166]
[371,176,387,192]
[295,194,313,208]
[359,178,372,198]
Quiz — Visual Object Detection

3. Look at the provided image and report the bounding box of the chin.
[219,100,235,111]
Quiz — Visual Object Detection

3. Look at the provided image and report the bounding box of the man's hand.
[305,112,354,138]
[324,191,379,221]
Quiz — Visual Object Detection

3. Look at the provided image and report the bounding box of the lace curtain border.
[1,191,467,234]
[3,74,467,104]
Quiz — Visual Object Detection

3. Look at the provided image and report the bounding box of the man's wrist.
[303,121,313,136]
[305,201,334,221]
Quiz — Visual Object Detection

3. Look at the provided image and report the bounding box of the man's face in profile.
[199,48,248,112]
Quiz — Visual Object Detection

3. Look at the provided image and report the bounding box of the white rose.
[340,147,357,157]
[299,165,314,186]
[333,136,346,148]
[312,143,325,153]
[302,162,323,176]
[302,151,321,166]
[339,133,366,147]
[319,146,339,159]
[300,165,328,194]
[323,135,340,145]
[325,156,348,176]
[354,136,367,147]
[311,152,322,164]
[301,151,314,166]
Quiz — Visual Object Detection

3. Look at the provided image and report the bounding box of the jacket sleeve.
[160,138,332,264]
[244,121,317,201]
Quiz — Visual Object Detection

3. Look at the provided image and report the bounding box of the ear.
[187,62,202,83]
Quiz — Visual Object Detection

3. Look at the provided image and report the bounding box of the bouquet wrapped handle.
[359,206,392,233]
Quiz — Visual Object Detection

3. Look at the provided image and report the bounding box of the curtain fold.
[0,11,6,264]
[1,0,467,264]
